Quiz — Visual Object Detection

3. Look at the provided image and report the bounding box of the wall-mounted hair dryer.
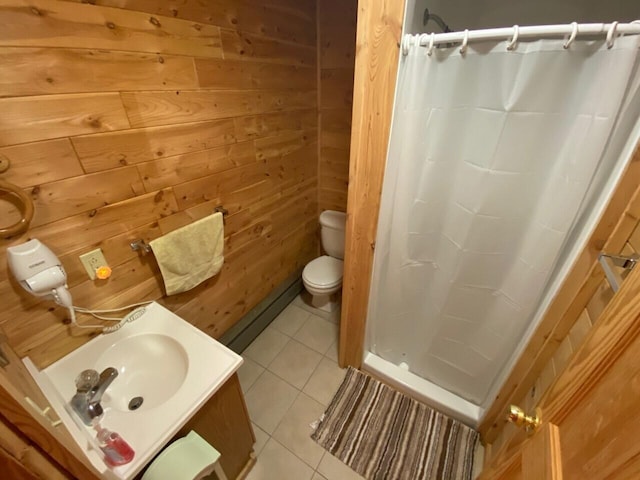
[7,239,73,309]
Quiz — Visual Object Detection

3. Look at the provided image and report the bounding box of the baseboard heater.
[219,270,303,354]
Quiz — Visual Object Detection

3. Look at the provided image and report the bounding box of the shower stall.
[362,1,640,426]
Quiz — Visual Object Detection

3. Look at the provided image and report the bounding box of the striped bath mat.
[311,367,479,480]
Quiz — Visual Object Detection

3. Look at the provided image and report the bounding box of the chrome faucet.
[70,367,118,425]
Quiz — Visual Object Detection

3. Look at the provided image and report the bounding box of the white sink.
[24,302,243,480]
[96,333,188,411]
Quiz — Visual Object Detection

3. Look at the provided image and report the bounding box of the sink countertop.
[24,302,243,480]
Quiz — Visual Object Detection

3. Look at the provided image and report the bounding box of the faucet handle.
[75,369,99,392]
[87,402,104,421]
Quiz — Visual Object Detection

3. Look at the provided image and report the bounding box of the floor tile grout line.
[262,349,322,395]
[260,389,330,474]
[242,350,338,406]
[242,364,267,397]
[243,295,349,480]
[242,335,340,401]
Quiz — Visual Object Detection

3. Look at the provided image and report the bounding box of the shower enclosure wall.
[363,0,640,427]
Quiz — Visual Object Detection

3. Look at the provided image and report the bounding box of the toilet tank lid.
[320,210,346,230]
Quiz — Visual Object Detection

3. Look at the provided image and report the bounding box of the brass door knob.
[507,405,541,434]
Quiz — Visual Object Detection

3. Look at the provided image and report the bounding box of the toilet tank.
[320,210,346,259]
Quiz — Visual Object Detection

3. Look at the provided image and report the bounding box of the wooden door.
[482,423,562,480]
[481,264,640,480]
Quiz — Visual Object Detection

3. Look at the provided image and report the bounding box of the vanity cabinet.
[175,373,255,479]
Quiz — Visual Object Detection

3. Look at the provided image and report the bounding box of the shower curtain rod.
[403,21,640,54]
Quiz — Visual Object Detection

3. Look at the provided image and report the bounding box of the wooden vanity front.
[175,373,255,479]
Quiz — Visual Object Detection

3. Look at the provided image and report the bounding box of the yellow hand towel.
[149,212,224,296]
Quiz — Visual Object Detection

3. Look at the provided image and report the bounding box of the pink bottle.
[96,426,135,467]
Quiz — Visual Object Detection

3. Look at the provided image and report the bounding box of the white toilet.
[302,210,346,312]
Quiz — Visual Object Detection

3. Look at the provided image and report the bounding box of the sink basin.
[97,333,188,411]
[25,302,243,480]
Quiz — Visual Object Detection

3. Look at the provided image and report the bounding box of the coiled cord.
[67,301,151,333]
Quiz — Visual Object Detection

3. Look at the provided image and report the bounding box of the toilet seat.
[302,256,343,290]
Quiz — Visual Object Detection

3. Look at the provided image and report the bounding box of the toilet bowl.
[302,211,346,312]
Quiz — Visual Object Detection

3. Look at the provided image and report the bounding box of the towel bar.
[214,206,228,216]
[598,253,638,293]
[130,239,152,255]
[132,208,227,255]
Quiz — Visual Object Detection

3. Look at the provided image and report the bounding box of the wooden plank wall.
[317,0,356,212]
[0,0,319,369]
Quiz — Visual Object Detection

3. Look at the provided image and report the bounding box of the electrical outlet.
[79,248,108,280]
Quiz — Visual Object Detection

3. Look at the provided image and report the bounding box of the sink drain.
[128,397,144,410]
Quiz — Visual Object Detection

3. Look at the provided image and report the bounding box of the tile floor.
[238,294,365,480]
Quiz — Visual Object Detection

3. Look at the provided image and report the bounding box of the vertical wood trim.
[523,424,563,480]
[316,0,322,224]
[338,0,405,367]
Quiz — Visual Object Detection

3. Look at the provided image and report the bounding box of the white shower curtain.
[368,33,640,406]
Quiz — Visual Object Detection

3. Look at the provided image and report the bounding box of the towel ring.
[564,22,578,49]
[0,179,34,238]
[606,21,619,49]
[506,25,519,51]
[460,29,469,55]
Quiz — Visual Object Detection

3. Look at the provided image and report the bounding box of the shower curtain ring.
[606,21,619,49]
[506,25,519,51]
[401,34,411,56]
[418,33,429,55]
[460,29,469,55]
[563,22,578,49]
[427,32,436,56]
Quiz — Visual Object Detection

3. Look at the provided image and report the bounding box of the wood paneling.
[1,0,223,58]
[0,0,318,373]
[195,58,315,91]
[137,141,257,192]
[320,68,354,109]
[72,118,239,172]
[234,110,317,140]
[0,48,198,97]
[64,0,316,46]
[317,0,356,213]
[0,140,82,187]
[25,166,144,228]
[0,93,130,146]
[220,28,316,66]
[120,89,316,128]
[339,0,405,367]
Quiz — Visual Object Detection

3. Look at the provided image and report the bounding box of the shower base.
[362,352,484,428]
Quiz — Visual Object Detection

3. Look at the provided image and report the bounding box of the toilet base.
[310,292,340,312]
